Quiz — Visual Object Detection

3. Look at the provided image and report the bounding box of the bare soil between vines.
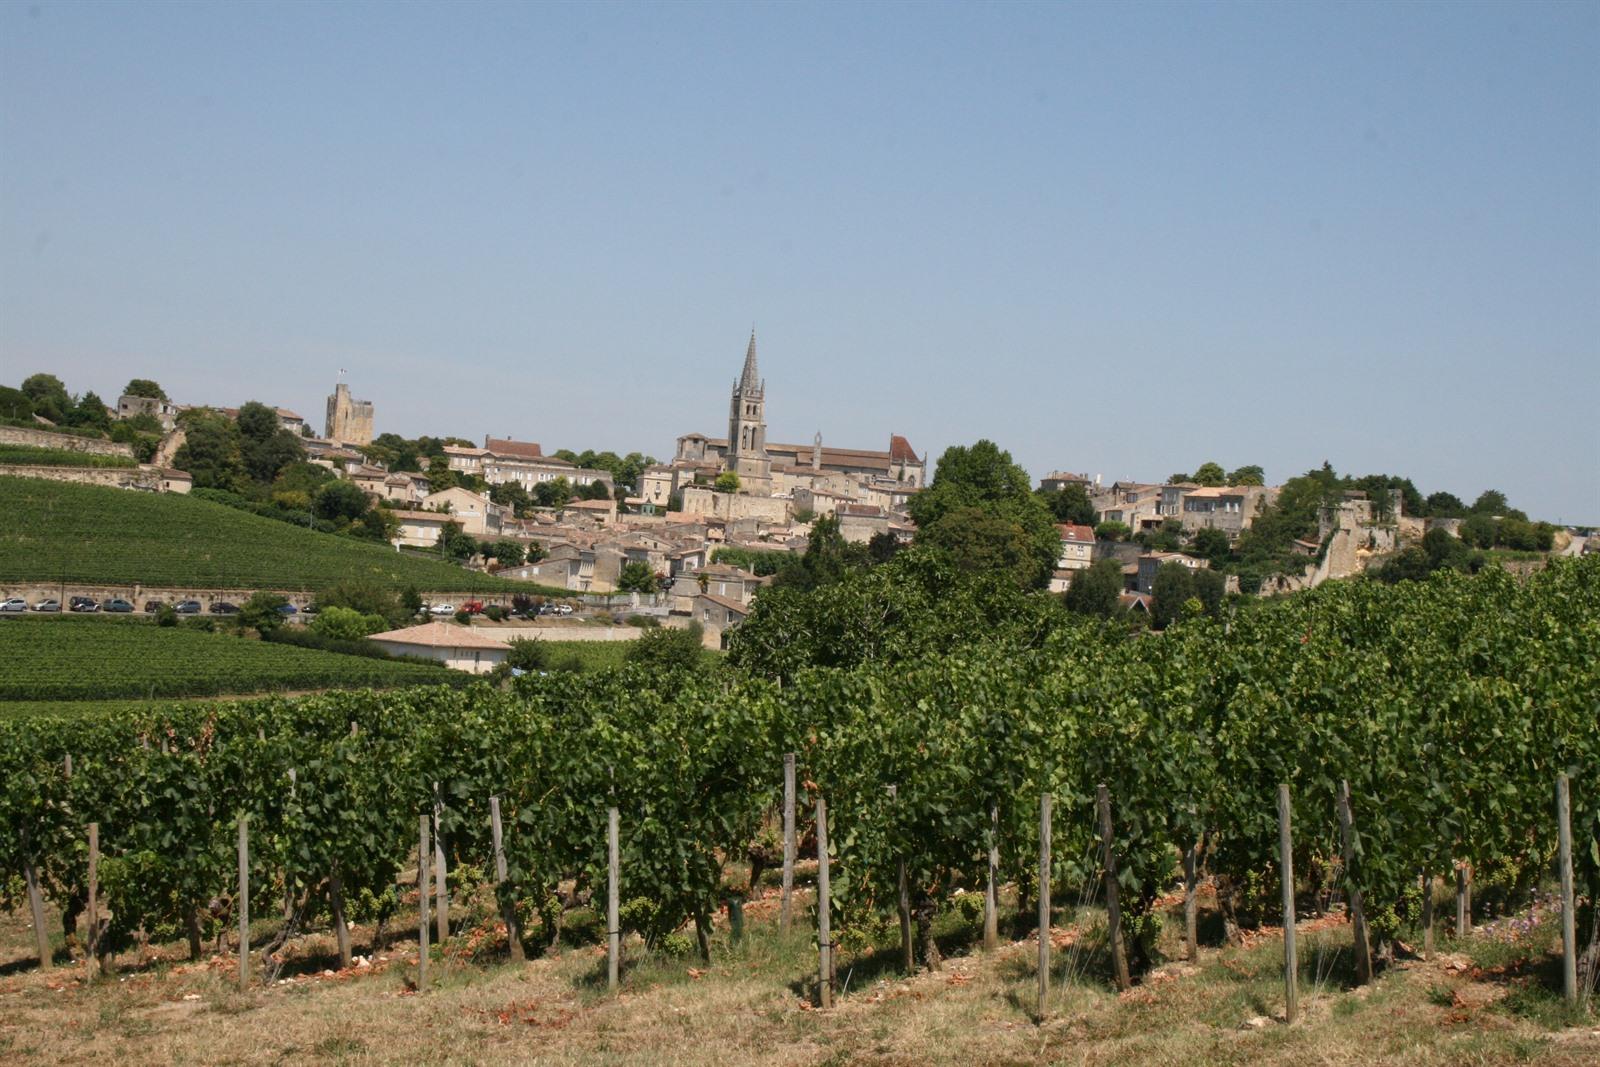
[1,883,1595,1065]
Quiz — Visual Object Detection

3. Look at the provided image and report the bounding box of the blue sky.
[3,1,1596,519]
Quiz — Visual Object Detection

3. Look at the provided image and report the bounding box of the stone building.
[324,381,374,446]
[669,332,926,499]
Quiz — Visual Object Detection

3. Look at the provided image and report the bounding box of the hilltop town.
[0,333,1587,653]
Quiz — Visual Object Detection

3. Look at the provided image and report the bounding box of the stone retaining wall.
[0,425,134,458]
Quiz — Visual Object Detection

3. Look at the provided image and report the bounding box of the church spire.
[739,329,760,393]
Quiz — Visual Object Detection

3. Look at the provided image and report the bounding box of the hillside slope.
[0,476,545,593]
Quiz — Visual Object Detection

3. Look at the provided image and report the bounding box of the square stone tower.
[325,381,374,446]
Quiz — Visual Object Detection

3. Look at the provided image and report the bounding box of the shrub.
[312,605,386,641]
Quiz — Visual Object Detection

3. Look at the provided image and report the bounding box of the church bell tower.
[727,330,773,492]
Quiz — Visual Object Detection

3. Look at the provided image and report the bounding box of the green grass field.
[0,445,137,468]
[0,476,563,594]
[0,615,461,702]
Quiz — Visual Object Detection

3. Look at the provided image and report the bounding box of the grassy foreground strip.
[1,878,1593,1066]
[0,476,554,594]
[0,616,459,701]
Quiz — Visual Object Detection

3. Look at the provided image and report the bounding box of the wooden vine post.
[87,822,102,977]
[1556,773,1577,1005]
[1182,836,1201,963]
[22,826,51,970]
[1455,863,1472,937]
[490,797,524,962]
[1097,784,1131,992]
[238,815,250,990]
[1277,784,1298,1023]
[433,784,450,945]
[889,784,913,974]
[417,815,430,993]
[780,753,796,934]
[1037,792,1051,1021]
[983,802,1000,952]
[607,805,620,991]
[1420,870,1434,961]
[1337,780,1373,984]
[816,796,832,1009]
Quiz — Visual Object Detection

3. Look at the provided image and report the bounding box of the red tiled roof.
[485,437,543,459]
[368,621,510,650]
[1056,524,1095,542]
[889,435,919,462]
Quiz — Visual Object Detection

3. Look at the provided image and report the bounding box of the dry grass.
[1,883,1595,1066]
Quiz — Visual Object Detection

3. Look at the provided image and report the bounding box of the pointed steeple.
[739,330,760,393]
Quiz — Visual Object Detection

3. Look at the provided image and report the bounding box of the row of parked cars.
[0,597,310,616]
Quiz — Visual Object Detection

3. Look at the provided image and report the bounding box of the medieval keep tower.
[325,380,374,446]
[726,331,773,493]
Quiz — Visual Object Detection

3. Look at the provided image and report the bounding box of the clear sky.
[3,1,1596,519]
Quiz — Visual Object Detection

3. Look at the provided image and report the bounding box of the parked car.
[32,599,62,612]
[174,600,203,614]
[275,603,298,616]
[143,599,167,613]
[429,603,455,616]
[210,601,240,615]
[555,604,574,616]
[461,600,485,614]
[0,598,27,613]
[103,598,135,613]
[69,596,99,613]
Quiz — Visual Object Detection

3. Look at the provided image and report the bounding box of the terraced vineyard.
[0,445,137,468]
[0,476,552,593]
[0,616,461,701]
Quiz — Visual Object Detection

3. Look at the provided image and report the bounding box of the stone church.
[649,332,924,511]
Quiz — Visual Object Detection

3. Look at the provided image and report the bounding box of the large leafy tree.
[1063,557,1124,618]
[1039,483,1095,526]
[1150,561,1197,628]
[172,410,247,492]
[122,379,167,400]
[908,440,1057,588]
[20,373,71,421]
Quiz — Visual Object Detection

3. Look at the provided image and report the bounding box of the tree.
[714,471,741,493]
[439,522,479,561]
[311,605,385,641]
[1192,568,1226,617]
[243,429,305,484]
[1063,558,1123,618]
[867,530,901,564]
[1150,562,1197,629]
[1461,514,1498,549]
[1226,465,1265,487]
[239,591,289,635]
[426,456,458,493]
[122,379,167,401]
[1040,484,1095,526]
[490,481,532,516]
[489,540,526,567]
[1190,527,1231,565]
[1424,491,1466,518]
[908,440,1058,589]
[20,373,70,422]
[314,480,371,524]
[617,561,658,593]
[577,479,613,501]
[236,401,280,444]
[65,390,112,431]
[777,514,870,590]
[315,580,406,627]
[625,623,705,673]
[1095,520,1130,542]
[534,477,572,508]
[918,505,1054,589]
[172,412,246,491]
[1191,462,1226,487]
[504,638,548,673]
[0,385,34,421]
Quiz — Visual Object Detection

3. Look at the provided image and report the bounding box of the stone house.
[422,486,501,537]
[1040,471,1092,494]
[1179,485,1277,538]
[367,621,508,675]
[1055,524,1095,571]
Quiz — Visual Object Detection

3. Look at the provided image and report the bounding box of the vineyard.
[0,617,461,701]
[0,445,136,469]
[0,477,548,593]
[0,558,1595,1032]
